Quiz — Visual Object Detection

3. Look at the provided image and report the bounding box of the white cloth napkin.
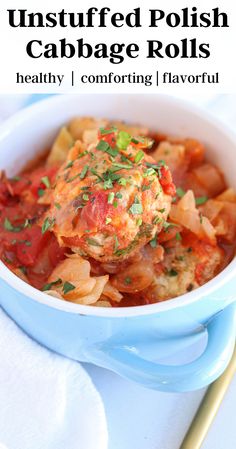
[0,308,108,449]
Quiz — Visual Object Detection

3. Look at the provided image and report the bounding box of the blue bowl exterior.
[0,276,235,391]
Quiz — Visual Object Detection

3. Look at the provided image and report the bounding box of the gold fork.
[180,345,236,449]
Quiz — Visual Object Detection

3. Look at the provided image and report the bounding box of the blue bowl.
[0,94,235,392]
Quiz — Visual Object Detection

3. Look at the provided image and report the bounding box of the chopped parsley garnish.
[106,217,112,224]
[141,183,152,191]
[103,179,113,190]
[4,218,29,233]
[175,232,182,241]
[129,197,143,215]
[77,150,89,159]
[42,278,62,291]
[55,203,61,210]
[80,165,89,179]
[87,238,102,247]
[112,162,133,170]
[134,150,144,164]
[99,127,117,135]
[41,176,51,189]
[136,218,143,226]
[116,131,131,150]
[11,239,31,246]
[42,217,55,234]
[163,221,178,232]
[176,187,186,198]
[114,235,119,251]
[96,139,118,157]
[65,160,74,169]
[38,188,45,197]
[195,196,208,206]
[153,216,162,225]
[82,194,89,201]
[113,200,118,208]
[124,276,132,285]
[143,168,156,177]
[63,281,76,295]
[118,178,127,186]
[115,192,122,199]
[168,268,178,277]
[149,235,158,248]
[108,192,115,204]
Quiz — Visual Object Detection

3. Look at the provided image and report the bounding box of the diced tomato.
[15,226,50,266]
[98,130,116,148]
[159,166,176,196]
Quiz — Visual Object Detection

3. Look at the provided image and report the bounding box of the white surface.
[0,308,108,449]
[0,94,235,449]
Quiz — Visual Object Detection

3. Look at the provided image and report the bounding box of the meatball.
[141,238,224,302]
[45,129,175,262]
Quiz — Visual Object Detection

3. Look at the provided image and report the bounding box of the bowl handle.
[97,305,236,392]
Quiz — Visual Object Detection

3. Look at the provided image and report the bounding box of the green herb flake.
[118,178,127,186]
[129,202,143,215]
[42,217,55,234]
[10,176,21,182]
[114,235,119,251]
[103,179,113,190]
[124,276,132,285]
[38,188,45,197]
[96,140,110,152]
[55,203,61,210]
[176,187,186,198]
[112,162,132,170]
[116,131,131,150]
[143,168,156,178]
[80,165,89,180]
[175,232,182,241]
[163,221,178,232]
[150,235,158,248]
[113,200,118,208]
[106,217,112,225]
[153,216,162,225]
[41,176,51,189]
[4,218,23,233]
[108,192,115,204]
[99,127,117,136]
[82,194,89,202]
[134,150,145,164]
[142,183,152,191]
[115,192,123,199]
[87,238,102,247]
[42,278,62,292]
[65,160,74,170]
[136,218,143,226]
[168,268,178,277]
[195,196,208,206]
[63,281,76,295]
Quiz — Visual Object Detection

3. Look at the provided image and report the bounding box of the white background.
[0,0,235,93]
